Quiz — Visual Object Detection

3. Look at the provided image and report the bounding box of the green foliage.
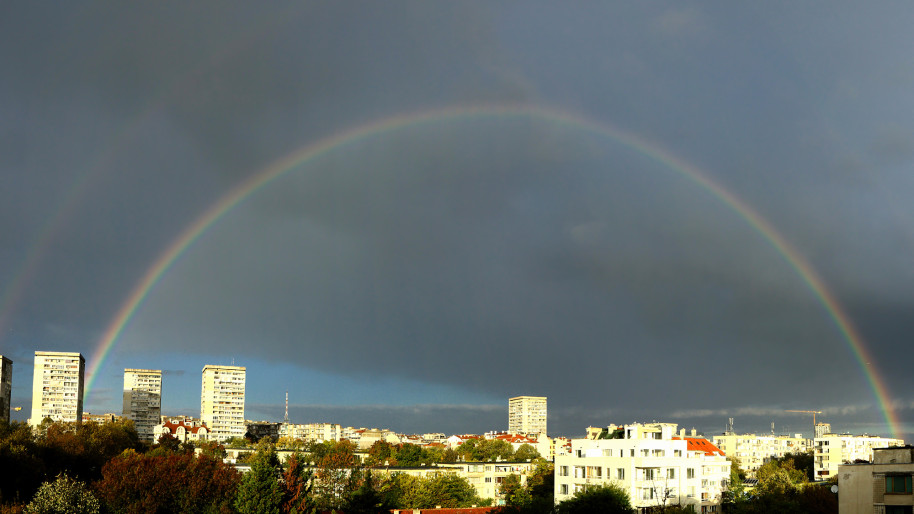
[312,440,359,510]
[225,437,251,449]
[500,474,532,507]
[95,450,240,513]
[457,438,515,462]
[555,484,635,514]
[235,441,283,514]
[385,473,484,509]
[346,470,395,514]
[513,444,541,461]
[24,474,100,514]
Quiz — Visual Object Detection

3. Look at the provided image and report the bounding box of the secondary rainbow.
[87,104,901,438]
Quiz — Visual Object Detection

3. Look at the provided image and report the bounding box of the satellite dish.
[831,485,838,493]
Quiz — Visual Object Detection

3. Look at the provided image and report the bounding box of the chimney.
[691,429,697,437]
[679,428,686,438]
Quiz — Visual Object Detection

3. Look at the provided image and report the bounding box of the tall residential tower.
[509,396,547,436]
[123,369,162,442]
[0,356,11,422]
[30,351,85,427]
[200,364,245,441]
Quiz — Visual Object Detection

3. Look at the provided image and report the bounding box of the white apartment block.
[122,369,162,442]
[30,351,84,427]
[200,364,245,441]
[280,422,342,442]
[372,461,539,504]
[0,356,11,422]
[555,423,730,513]
[814,433,904,480]
[711,433,809,477]
[509,396,547,436]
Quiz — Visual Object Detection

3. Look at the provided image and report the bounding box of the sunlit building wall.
[123,369,162,442]
[814,433,904,480]
[508,396,547,436]
[711,433,810,478]
[30,351,84,427]
[0,356,11,423]
[200,364,245,441]
[555,423,729,512]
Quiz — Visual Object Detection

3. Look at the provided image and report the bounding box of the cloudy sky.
[3,2,914,439]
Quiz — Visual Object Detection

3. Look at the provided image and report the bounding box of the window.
[560,484,569,495]
[687,468,696,479]
[559,466,568,477]
[667,468,676,479]
[886,475,913,494]
[617,468,625,480]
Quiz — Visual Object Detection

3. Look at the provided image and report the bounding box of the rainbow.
[87,104,901,438]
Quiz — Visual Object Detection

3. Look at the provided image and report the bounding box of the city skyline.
[3,3,914,440]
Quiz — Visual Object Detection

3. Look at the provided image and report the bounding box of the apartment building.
[555,423,730,513]
[711,433,809,477]
[508,396,547,436]
[0,356,11,422]
[30,351,85,427]
[372,461,539,505]
[200,364,245,441]
[814,433,904,480]
[123,368,162,442]
[839,446,914,513]
[280,422,342,442]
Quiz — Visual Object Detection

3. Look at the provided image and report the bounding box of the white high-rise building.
[814,433,904,480]
[0,356,11,422]
[200,365,245,441]
[30,351,85,427]
[123,369,162,442]
[509,396,547,436]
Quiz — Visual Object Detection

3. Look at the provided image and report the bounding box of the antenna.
[284,391,289,424]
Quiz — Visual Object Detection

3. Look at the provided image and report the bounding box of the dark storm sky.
[2,2,914,438]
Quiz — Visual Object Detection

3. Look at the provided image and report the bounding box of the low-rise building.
[154,417,210,443]
[815,433,904,480]
[555,423,730,513]
[712,433,809,477]
[838,446,914,513]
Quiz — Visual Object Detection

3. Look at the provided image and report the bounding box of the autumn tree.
[280,451,315,514]
[95,450,240,513]
[499,473,532,507]
[0,420,45,504]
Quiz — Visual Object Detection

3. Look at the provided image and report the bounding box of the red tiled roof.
[673,437,725,456]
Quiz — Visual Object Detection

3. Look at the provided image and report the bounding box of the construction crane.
[786,410,822,436]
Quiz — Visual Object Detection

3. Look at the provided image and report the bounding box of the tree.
[0,420,45,504]
[366,441,395,467]
[555,484,635,514]
[395,473,485,509]
[394,443,427,467]
[346,469,395,514]
[235,441,283,514]
[95,450,240,513]
[513,444,541,461]
[312,441,359,510]
[24,474,100,514]
[280,451,315,514]
[500,473,532,508]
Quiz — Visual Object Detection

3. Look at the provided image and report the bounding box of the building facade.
[0,356,11,423]
[711,433,809,478]
[154,417,210,444]
[508,396,547,436]
[30,351,84,427]
[280,422,343,443]
[123,369,162,442]
[555,423,730,513]
[200,364,245,441]
[814,433,904,480]
[839,446,914,514]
